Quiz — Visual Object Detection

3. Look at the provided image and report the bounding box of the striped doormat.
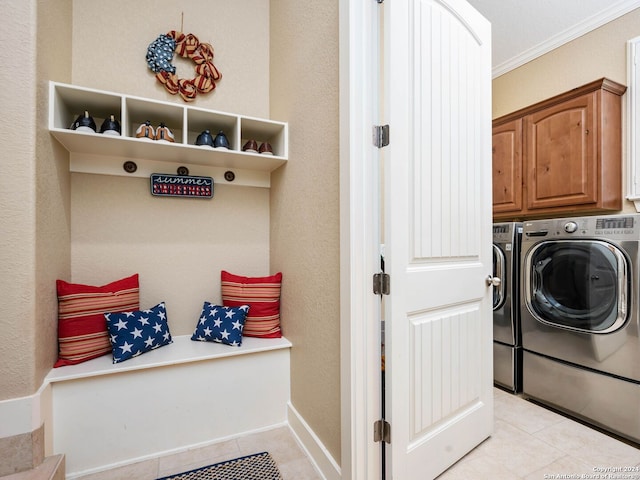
[158,452,283,480]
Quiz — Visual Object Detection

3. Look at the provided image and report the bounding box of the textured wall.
[0,0,71,402]
[0,0,38,402]
[72,0,270,119]
[269,0,342,464]
[69,1,273,333]
[0,5,70,477]
[35,0,73,397]
[71,176,269,335]
[0,0,38,401]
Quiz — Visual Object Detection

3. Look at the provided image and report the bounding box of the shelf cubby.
[240,116,288,158]
[48,82,288,187]
[186,107,239,151]
[124,97,185,144]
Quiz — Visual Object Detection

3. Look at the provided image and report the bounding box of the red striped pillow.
[54,274,140,367]
[221,271,282,338]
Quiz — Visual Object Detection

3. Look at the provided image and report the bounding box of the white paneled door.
[383,0,493,478]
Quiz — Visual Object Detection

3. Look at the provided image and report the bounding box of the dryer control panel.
[524,215,640,241]
[595,216,635,231]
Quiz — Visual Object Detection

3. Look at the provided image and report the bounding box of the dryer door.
[524,240,629,333]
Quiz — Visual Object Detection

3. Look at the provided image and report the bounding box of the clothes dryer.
[521,215,640,443]
[493,222,522,392]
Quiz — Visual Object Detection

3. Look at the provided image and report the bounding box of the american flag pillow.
[191,302,249,346]
[221,271,282,338]
[55,274,139,367]
[105,302,172,363]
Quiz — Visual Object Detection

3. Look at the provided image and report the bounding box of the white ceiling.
[465,0,640,77]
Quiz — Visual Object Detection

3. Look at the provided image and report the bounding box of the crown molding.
[493,0,640,78]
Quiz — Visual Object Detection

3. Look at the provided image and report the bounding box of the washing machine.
[521,214,640,443]
[493,222,522,392]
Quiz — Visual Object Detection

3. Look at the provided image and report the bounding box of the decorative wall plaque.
[150,173,213,199]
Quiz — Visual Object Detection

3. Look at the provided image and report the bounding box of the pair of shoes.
[242,139,273,155]
[71,111,121,136]
[100,115,121,136]
[135,121,175,143]
[195,130,230,149]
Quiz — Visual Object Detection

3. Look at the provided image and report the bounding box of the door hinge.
[376,0,384,3]
[374,419,391,443]
[373,125,390,148]
[373,273,390,295]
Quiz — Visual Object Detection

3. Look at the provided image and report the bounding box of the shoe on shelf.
[195,129,214,147]
[258,142,273,155]
[155,123,175,143]
[71,111,96,133]
[214,130,230,149]
[242,139,258,153]
[136,120,155,141]
[100,114,121,136]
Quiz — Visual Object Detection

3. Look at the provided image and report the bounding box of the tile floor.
[66,388,640,480]
[438,387,640,479]
[72,425,322,480]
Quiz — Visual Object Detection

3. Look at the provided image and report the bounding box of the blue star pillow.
[191,302,249,346]
[105,302,173,363]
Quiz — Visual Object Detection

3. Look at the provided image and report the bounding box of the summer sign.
[150,173,213,198]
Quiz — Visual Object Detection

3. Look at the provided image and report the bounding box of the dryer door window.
[493,244,506,310]
[524,240,628,333]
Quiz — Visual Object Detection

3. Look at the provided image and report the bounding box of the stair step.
[1,455,64,480]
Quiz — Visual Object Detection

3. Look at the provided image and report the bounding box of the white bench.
[43,335,292,478]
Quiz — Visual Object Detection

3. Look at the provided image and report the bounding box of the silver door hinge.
[373,125,390,148]
[373,273,390,295]
[374,419,391,443]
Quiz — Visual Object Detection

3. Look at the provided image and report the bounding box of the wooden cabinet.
[492,78,626,221]
[492,118,522,214]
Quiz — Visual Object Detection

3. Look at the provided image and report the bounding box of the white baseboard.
[287,402,341,480]
[0,382,49,437]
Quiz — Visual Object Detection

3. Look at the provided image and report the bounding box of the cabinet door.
[492,118,522,214]
[524,92,597,210]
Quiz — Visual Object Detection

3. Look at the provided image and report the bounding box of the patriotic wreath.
[146,30,221,102]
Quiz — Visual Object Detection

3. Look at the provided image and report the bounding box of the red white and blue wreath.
[146,30,221,102]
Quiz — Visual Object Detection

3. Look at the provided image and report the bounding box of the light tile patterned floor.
[438,388,640,479]
[73,425,322,480]
[69,388,640,480]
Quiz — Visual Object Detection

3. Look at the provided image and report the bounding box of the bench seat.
[43,335,292,478]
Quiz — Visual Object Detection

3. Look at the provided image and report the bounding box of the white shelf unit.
[48,82,288,188]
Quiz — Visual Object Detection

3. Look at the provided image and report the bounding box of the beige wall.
[492,7,640,214]
[35,0,73,398]
[71,176,269,335]
[72,1,270,119]
[0,0,39,401]
[270,0,342,464]
[492,8,640,118]
[0,0,72,402]
[68,0,272,333]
